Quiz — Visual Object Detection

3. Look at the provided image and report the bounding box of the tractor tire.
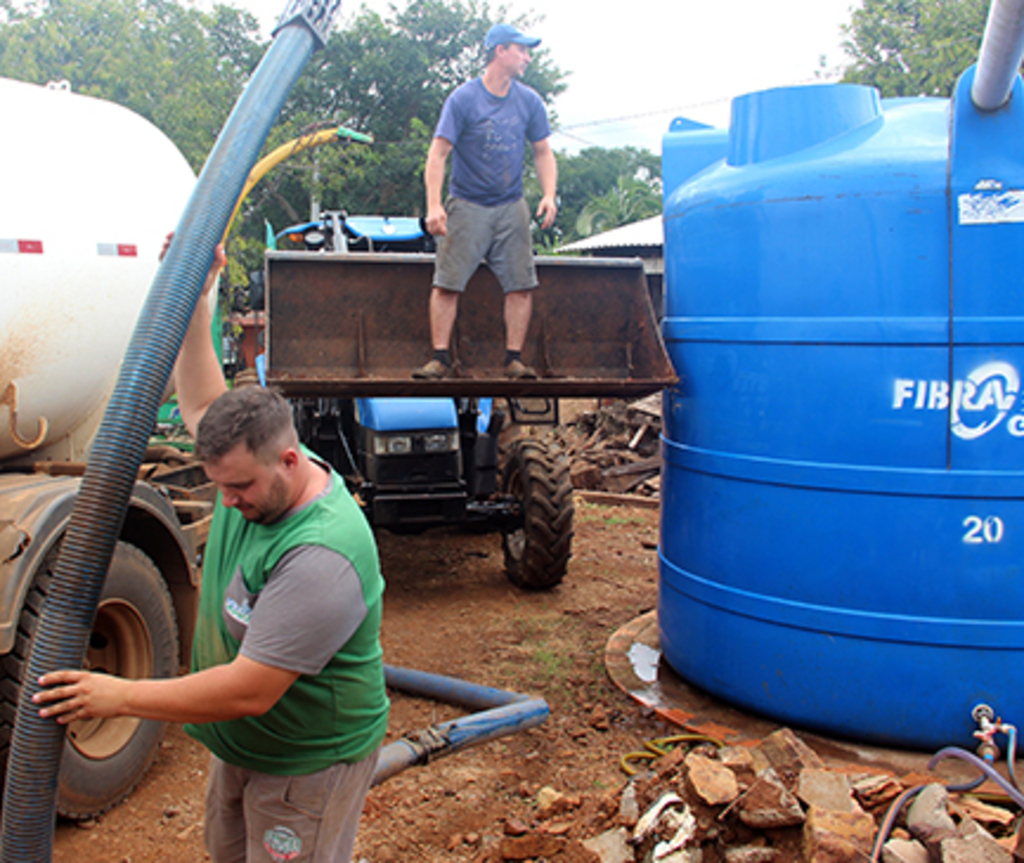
[0,541,179,819]
[500,437,574,589]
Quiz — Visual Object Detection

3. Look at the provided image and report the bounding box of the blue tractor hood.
[357,398,459,432]
[345,215,425,243]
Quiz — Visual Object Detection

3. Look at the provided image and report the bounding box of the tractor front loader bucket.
[264,252,677,397]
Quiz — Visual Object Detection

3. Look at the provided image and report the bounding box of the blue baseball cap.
[485,23,541,50]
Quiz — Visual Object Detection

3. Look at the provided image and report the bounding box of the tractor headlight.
[372,434,413,455]
[423,432,456,453]
[370,430,458,455]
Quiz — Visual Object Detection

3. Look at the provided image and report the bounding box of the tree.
[0,0,261,170]
[541,146,661,246]
[574,172,662,238]
[238,0,568,235]
[841,0,988,97]
[0,0,662,278]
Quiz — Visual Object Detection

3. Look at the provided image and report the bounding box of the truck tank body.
[660,75,1024,750]
[0,77,195,463]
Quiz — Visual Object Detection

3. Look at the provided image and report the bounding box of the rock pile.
[471,728,1021,862]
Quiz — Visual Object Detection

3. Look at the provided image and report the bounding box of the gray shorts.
[203,749,379,863]
[433,196,538,294]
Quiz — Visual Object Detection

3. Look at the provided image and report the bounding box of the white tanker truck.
[0,76,207,818]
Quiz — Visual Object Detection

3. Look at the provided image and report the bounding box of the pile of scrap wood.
[553,395,663,499]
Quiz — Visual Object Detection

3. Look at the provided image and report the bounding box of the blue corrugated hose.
[0,13,329,860]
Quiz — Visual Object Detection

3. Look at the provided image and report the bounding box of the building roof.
[555,215,663,254]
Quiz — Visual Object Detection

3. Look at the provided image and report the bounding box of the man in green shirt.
[34,243,389,863]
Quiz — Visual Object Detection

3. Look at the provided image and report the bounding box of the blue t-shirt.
[435,78,551,207]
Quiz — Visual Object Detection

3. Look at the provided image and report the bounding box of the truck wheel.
[0,541,179,819]
[501,438,574,589]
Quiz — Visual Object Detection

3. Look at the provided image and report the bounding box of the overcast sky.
[233,0,862,153]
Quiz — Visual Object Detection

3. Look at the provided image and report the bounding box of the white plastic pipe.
[972,0,1024,109]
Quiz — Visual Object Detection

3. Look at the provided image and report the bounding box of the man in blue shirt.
[414,23,558,380]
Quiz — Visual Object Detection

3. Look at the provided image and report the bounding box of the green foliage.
[574,172,662,238]
[287,1,564,142]
[841,0,988,97]
[241,0,569,231]
[535,147,660,248]
[0,0,662,270]
[0,0,261,170]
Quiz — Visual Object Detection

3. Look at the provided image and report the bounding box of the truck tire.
[500,438,574,589]
[0,541,179,819]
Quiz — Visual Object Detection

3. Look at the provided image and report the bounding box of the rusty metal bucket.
[264,251,677,397]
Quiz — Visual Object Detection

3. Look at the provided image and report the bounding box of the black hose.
[1,10,334,859]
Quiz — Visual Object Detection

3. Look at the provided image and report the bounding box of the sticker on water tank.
[892,360,1024,440]
[958,190,1024,224]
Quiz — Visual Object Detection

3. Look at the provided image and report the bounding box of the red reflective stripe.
[117,244,138,257]
[17,240,43,254]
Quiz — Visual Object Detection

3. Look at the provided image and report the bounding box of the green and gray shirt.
[185,455,388,775]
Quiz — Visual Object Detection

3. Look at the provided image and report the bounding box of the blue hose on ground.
[927,746,1024,807]
[0,5,337,858]
[373,666,550,786]
[869,744,1023,862]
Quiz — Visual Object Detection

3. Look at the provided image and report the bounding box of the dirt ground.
[51,495,667,862]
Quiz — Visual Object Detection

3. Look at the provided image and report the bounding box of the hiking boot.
[504,359,537,380]
[412,358,451,380]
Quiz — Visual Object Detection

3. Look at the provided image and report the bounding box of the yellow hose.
[620,733,724,776]
[222,125,373,244]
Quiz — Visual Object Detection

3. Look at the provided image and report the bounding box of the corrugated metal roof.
[555,215,662,253]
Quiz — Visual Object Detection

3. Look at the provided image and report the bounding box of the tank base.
[605,611,981,782]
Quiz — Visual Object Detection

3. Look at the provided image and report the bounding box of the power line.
[552,69,846,137]
[556,96,731,133]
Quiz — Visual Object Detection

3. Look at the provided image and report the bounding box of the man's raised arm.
[169,238,229,437]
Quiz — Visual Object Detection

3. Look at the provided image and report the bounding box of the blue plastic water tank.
[659,70,1024,750]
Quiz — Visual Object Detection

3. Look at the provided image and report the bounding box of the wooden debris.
[552,397,664,501]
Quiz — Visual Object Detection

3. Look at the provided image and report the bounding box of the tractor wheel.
[500,437,574,589]
[0,541,179,819]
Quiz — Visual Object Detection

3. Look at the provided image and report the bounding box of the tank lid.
[728,83,882,166]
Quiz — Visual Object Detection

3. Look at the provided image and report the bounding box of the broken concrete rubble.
[852,772,903,809]
[582,827,632,863]
[755,728,825,777]
[471,725,1022,862]
[906,782,958,849]
[796,768,856,814]
[880,836,929,863]
[938,827,1011,863]
[736,768,805,829]
[685,751,740,807]
[876,812,1012,863]
[724,847,778,863]
[802,805,876,862]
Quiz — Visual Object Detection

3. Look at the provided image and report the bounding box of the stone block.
[801,805,876,863]
[796,769,857,814]
[881,837,929,863]
[738,768,805,829]
[725,846,778,862]
[906,784,957,848]
[581,827,633,863]
[757,728,825,784]
[685,751,740,806]
[939,831,1013,863]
